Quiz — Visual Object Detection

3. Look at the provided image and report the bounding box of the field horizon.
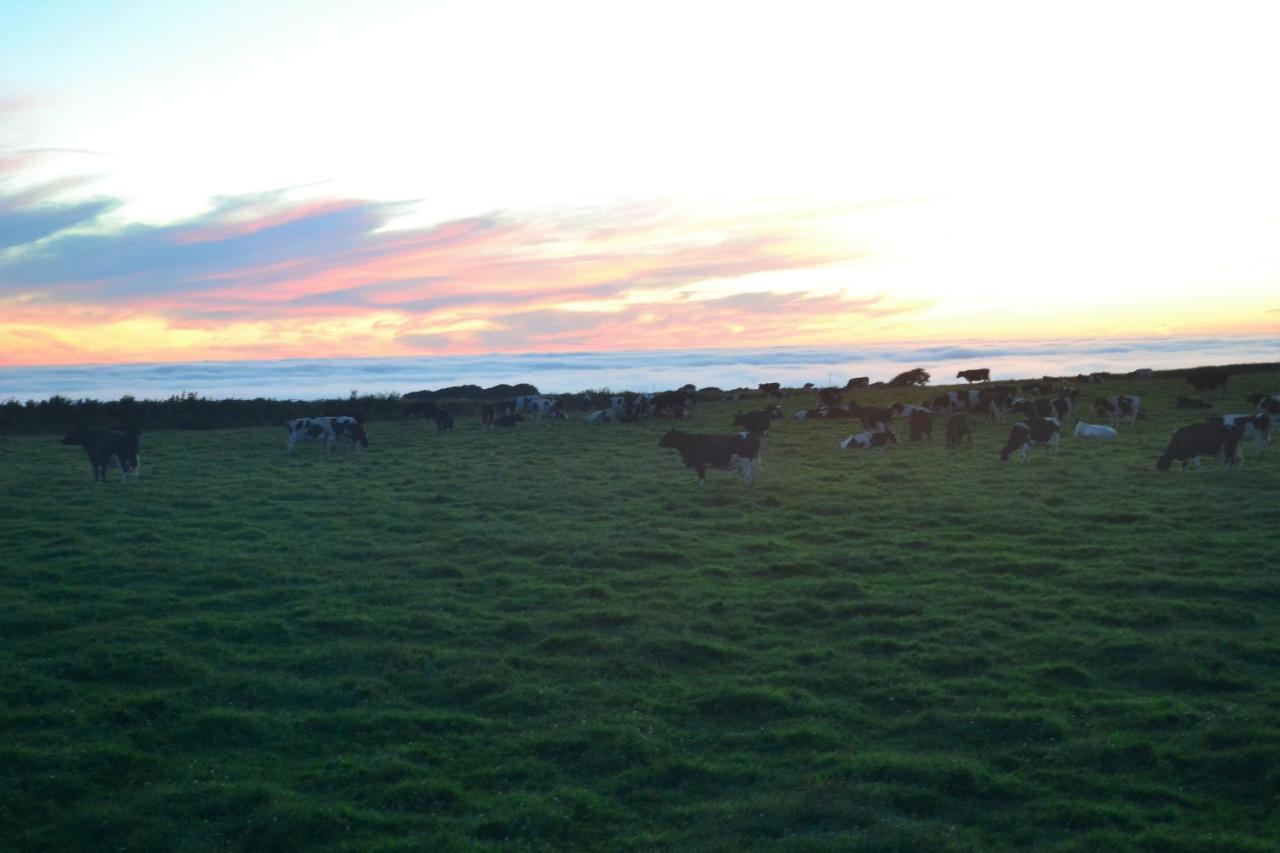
[2,367,1278,851]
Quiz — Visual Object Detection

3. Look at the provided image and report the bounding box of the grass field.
[2,373,1278,851]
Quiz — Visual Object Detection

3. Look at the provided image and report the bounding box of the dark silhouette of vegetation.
[887,368,931,387]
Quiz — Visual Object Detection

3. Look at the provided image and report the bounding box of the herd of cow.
[58,371,1278,484]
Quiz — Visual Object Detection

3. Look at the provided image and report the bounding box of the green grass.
[2,375,1278,851]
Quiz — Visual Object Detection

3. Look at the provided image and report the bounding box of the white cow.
[1073,421,1118,441]
[515,395,563,425]
[286,416,368,452]
[838,430,899,450]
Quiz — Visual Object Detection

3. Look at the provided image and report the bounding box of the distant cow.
[1176,396,1212,409]
[908,409,933,441]
[286,416,367,452]
[845,377,870,389]
[1130,368,1154,379]
[405,401,439,419]
[585,409,615,424]
[483,400,517,429]
[732,409,774,436]
[62,429,141,481]
[436,411,454,432]
[945,413,972,450]
[659,430,761,485]
[757,382,783,398]
[999,418,1060,462]
[1094,395,1140,426]
[515,395,562,425]
[1185,369,1229,392]
[1157,421,1242,471]
[957,368,990,383]
[817,387,842,406]
[1073,421,1117,441]
[652,390,697,419]
[838,430,898,450]
[1012,396,1072,424]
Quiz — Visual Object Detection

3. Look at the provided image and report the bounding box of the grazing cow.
[933,389,983,413]
[957,368,990,383]
[483,400,517,429]
[999,418,1060,462]
[405,401,439,419]
[981,388,1016,422]
[286,416,368,452]
[845,376,870,390]
[757,382,783,398]
[1157,422,1243,471]
[839,430,898,450]
[859,406,894,432]
[610,393,651,420]
[436,411,454,432]
[1094,395,1141,426]
[817,387,842,406]
[732,409,774,435]
[946,413,972,449]
[1012,396,1072,423]
[908,409,932,441]
[1073,421,1117,441]
[1130,368,1154,379]
[585,409,616,424]
[1185,369,1229,392]
[658,429,761,485]
[61,429,141,481]
[1208,413,1271,453]
[1177,396,1212,409]
[494,413,524,428]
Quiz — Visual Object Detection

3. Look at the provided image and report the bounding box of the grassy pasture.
[2,373,1278,851]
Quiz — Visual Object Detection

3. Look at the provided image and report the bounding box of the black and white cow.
[610,393,651,420]
[483,400,517,429]
[999,418,1060,462]
[659,430,761,485]
[286,416,368,452]
[1094,395,1140,427]
[1011,396,1072,424]
[1252,393,1280,420]
[980,387,1017,422]
[838,430,898,450]
[1207,413,1270,453]
[946,413,972,449]
[652,390,697,419]
[1157,421,1243,470]
[61,429,141,481]
[515,395,563,425]
[732,409,775,435]
[957,368,990,383]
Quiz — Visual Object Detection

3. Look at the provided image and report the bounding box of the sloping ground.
[1,373,1277,851]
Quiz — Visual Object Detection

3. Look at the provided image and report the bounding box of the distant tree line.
[0,385,539,436]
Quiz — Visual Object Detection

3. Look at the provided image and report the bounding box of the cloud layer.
[0,165,910,363]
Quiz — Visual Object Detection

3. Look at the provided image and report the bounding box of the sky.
[2,0,1278,368]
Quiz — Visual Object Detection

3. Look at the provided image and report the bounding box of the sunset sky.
[3,1,1278,367]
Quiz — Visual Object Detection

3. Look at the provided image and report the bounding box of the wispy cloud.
[0,171,893,363]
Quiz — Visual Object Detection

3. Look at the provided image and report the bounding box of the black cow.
[436,411,454,432]
[62,429,141,481]
[757,382,783,398]
[652,390,697,419]
[817,387,842,406]
[1185,369,1229,392]
[999,418,1060,462]
[845,376,870,390]
[1176,396,1212,409]
[406,401,439,419]
[732,409,774,435]
[494,413,524,428]
[658,430,761,485]
[908,409,932,441]
[1156,421,1242,471]
[957,368,990,383]
[945,413,971,449]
